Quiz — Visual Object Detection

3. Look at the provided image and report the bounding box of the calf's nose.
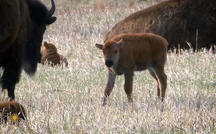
[105,59,113,67]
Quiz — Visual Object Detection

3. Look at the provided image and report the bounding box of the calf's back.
[111,33,168,70]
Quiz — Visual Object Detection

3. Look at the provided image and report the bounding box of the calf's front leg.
[124,70,134,103]
[103,71,116,105]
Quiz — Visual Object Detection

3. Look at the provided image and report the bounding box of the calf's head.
[96,39,123,68]
[41,41,57,55]
[23,0,56,75]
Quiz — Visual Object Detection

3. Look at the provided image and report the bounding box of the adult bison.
[0,0,56,100]
[105,0,216,51]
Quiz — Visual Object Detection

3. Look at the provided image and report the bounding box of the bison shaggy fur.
[0,0,56,100]
[105,0,216,51]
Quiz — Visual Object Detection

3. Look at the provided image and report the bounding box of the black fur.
[0,0,56,99]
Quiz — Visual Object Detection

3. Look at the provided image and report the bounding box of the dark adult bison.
[0,0,56,100]
[105,0,216,51]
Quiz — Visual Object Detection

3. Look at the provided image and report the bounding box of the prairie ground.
[0,0,216,133]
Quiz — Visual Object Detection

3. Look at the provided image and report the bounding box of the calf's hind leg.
[152,67,167,101]
[148,69,160,98]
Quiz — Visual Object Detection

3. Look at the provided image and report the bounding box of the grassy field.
[1,0,216,133]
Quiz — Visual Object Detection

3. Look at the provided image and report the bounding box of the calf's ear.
[95,43,103,50]
[44,42,49,48]
[117,39,124,48]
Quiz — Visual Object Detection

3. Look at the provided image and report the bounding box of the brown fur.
[93,0,105,11]
[105,0,216,51]
[0,101,26,124]
[96,33,168,105]
[40,41,68,67]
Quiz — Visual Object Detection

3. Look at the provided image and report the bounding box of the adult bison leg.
[2,63,22,100]
[103,71,116,106]
[124,70,134,103]
[2,61,22,100]
[1,48,22,100]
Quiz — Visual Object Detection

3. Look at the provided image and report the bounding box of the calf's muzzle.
[105,59,113,67]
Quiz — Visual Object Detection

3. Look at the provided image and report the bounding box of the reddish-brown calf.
[40,41,68,67]
[96,33,168,105]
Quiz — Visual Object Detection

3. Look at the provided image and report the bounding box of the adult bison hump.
[105,0,216,51]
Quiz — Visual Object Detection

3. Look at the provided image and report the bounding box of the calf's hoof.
[102,97,107,106]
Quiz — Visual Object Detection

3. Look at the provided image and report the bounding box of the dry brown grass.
[0,0,216,133]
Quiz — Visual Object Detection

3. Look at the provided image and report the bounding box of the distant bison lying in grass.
[0,101,26,124]
[105,0,216,51]
[40,41,68,67]
[96,33,168,105]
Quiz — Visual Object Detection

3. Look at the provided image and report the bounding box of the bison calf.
[96,33,168,105]
[0,101,26,124]
[40,41,68,67]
